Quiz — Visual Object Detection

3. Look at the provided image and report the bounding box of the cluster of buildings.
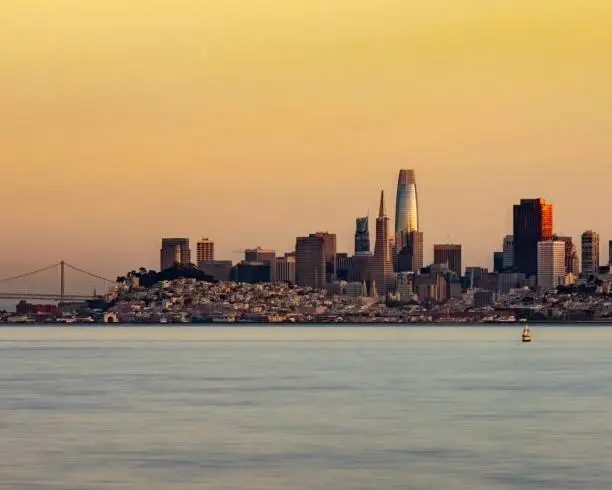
[158,169,611,306]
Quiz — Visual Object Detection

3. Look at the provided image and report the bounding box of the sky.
[1,0,611,287]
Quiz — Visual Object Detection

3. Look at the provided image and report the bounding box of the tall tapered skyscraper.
[395,169,419,249]
[373,190,395,298]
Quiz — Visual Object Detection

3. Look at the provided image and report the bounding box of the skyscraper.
[196,238,215,264]
[395,169,419,249]
[160,238,191,271]
[276,253,296,284]
[295,233,336,288]
[513,198,553,277]
[354,216,371,254]
[502,235,514,270]
[556,236,580,276]
[581,230,600,277]
[433,244,463,276]
[373,190,395,297]
[537,240,566,290]
[397,231,424,273]
[493,251,504,273]
[609,240,612,266]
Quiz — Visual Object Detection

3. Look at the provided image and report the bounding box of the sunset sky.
[1,1,611,284]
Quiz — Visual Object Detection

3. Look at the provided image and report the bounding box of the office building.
[335,253,352,281]
[397,231,424,273]
[160,238,191,271]
[372,190,395,297]
[354,216,371,254]
[245,247,276,282]
[395,169,419,249]
[433,244,462,276]
[276,253,296,284]
[196,238,215,263]
[350,253,372,283]
[513,198,553,277]
[493,251,504,273]
[233,261,271,283]
[198,260,233,282]
[537,240,566,290]
[295,234,328,289]
[556,236,580,276]
[502,235,514,270]
[581,230,600,277]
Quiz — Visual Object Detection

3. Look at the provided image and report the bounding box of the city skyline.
[1,1,611,279]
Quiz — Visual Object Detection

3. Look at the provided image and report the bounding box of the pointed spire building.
[373,190,395,298]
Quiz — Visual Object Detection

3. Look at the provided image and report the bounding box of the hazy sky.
[1,0,611,283]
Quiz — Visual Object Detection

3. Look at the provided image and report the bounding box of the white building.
[537,240,566,290]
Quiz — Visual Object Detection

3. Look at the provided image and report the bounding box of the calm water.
[1,325,612,489]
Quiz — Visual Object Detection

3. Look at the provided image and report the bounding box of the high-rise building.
[433,244,462,277]
[513,198,553,277]
[295,234,327,289]
[276,253,296,284]
[198,260,233,282]
[493,251,504,273]
[160,238,191,271]
[196,238,215,263]
[245,247,276,282]
[581,231,600,277]
[556,236,580,276]
[335,253,352,281]
[354,217,371,254]
[537,240,566,290]
[372,190,395,297]
[609,240,612,266]
[397,231,424,273]
[233,261,270,283]
[502,235,514,270]
[395,169,419,249]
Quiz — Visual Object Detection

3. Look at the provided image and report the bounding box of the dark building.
[581,230,600,277]
[160,238,191,271]
[233,261,270,283]
[513,198,553,277]
[556,236,580,276]
[198,260,233,282]
[245,247,276,282]
[295,233,327,288]
[335,253,352,281]
[493,251,504,273]
[474,291,494,308]
[609,240,612,266]
[354,217,371,254]
[397,230,424,273]
[433,244,462,276]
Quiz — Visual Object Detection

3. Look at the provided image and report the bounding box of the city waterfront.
[2,326,612,489]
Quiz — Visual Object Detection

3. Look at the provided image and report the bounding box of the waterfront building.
[354,217,371,254]
[502,235,514,270]
[160,238,191,270]
[556,236,580,276]
[245,247,276,282]
[395,169,419,249]
[397,231,424,273]
[275,253,296,284]
[372,190,395,297]
[513,198,553,277]
[198,260,233,281]
[581,230,600,277]
[537,240,566,290]
[196,238,215,263]
[433,244,462,276]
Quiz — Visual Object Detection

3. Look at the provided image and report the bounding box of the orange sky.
[1,0,611,281]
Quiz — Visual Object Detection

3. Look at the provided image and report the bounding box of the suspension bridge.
[0,261,116,303]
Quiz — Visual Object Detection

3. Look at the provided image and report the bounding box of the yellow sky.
[1,0,611,279]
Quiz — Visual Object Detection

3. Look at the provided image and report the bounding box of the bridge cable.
[0,263,60,284]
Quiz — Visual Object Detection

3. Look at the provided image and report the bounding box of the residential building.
[160,238,191,271]
[433,244,462,276]
[581,230,600,277]
[537,240,566,290]
[196,238,215,263]
[513,199,553,277]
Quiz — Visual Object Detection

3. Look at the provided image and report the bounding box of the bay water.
[1,325,611,489]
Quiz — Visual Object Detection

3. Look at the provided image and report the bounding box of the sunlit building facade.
[512,198,553,277]
[537,240,566,290]
[395,169,419,249]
